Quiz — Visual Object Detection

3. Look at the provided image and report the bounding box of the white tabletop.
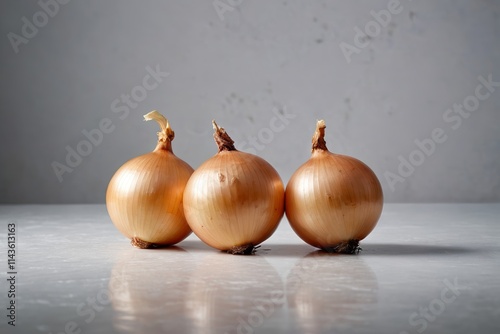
[1,203,499,334]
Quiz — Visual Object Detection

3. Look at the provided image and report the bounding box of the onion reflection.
[186,254,284,334]
[286,251,378,333]
[108,248,194,333]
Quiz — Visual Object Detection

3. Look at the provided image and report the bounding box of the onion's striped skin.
[285,121,383,253]
[183,150,285,252]
[106,148,194,247]
[106,111,195,248]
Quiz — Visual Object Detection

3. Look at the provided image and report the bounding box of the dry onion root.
[106,111,194,249]
[183,120,285,255]
[285,120,383,254]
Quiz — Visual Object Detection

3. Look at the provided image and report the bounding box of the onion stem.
[212,120,236,152]
[144,110,175,151]
[312,119,328,151]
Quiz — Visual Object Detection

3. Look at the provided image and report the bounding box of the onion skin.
[183,121,285,254]
[285,120,383,254]
[106,111,194,248]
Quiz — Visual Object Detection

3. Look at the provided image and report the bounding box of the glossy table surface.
[0,203,499,334]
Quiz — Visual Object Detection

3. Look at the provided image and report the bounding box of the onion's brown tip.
[226,244,259,255]
[130,237,155,249]
[322,240,361,254]
[312,119,328,151]
[212,119,237,152]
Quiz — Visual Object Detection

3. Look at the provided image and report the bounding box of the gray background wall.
[1,0,499,204]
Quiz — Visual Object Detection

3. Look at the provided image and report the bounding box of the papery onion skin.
[106,111,194,248]
[285,120,383,254]
[183,121,285,255]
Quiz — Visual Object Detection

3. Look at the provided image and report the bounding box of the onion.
[285,120,383,254]
[106,110,194,248]
[183,121,285,255]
